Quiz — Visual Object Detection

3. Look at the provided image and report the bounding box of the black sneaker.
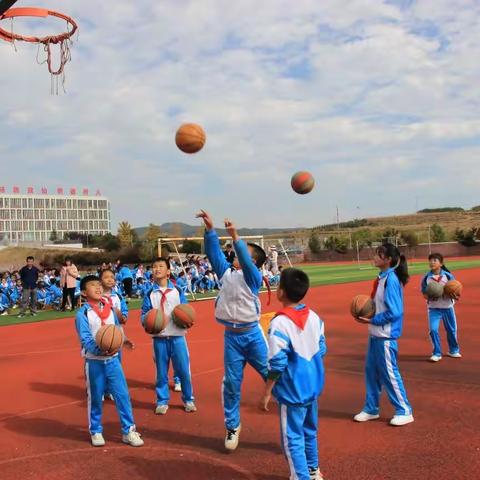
[17,313,25,318]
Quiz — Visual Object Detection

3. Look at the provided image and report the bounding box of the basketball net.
[0,8,78,94]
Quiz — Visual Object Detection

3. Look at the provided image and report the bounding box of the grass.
[2,258,480,327]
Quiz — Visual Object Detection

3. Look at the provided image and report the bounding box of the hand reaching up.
[195,209,214,231]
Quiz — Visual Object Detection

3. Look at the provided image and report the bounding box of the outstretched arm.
[197,210,230,278]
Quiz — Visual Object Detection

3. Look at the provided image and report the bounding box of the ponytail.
[396,254,409,285]
[376,243,409,286]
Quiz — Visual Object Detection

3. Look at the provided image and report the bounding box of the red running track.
[1,270,479,479]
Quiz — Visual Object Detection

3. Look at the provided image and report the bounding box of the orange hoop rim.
[0,7,78,44]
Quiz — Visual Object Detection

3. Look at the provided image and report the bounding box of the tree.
[144,223,162,258]
[117,221,134,247]
[382,228,400,243]
[351,228,378,249]
[430,224,446,243]
[49,229,58,242]
[324,235,348,254]
[308,231,321,254]
[401,231,418,248]
[98,233,120,251]
[181,239,201,254]
[454,228,478,247]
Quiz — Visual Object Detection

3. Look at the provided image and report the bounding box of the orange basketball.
[350,294,376,319]
[175,123,206,154]
[291,171,315,194]
[144,308,166,334]
[444,280,463,298]
[172,304,196,329]
[95,324,123,354]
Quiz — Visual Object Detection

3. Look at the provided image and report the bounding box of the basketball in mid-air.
[175,123,206,154]
[291,171,315,194]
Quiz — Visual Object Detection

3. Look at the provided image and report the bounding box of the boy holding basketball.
[75,275,144,447]
[196,210,268,451]
[140,257,196,415]
[261,268,326,480]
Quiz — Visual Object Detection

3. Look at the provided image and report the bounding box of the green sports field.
[2,258,479,327]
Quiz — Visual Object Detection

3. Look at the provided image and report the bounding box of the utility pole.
[428,225,431,254]
[336,205,340,230]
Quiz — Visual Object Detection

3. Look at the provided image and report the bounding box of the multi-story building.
[0,188,111,243]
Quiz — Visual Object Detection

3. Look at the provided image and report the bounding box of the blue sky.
[1,0,479,230]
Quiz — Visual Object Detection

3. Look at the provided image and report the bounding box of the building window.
[28,198,33,208]
[67,199,72,209]
[22,198,28,208]
[4,198,9,207]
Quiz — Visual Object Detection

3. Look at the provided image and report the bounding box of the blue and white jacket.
[421,269,455,309]
[368,268,404,339]
[204,229,262,328]
[141,280,188,337]
[75,302,122,360]
[267,305,326,406]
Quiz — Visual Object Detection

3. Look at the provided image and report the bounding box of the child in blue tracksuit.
[421,253,461,362]
[261,268,326,480]
[353,243,414,427]
[100,269,135,350]
[197,210,268,451]
[141,257,196,415]
[75,275,144,447]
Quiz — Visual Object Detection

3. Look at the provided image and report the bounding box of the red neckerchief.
[88,299,112,325]
[371,278,380,299]
[159,288,172,314]
[262,276,271,305]
[276,305,309,330]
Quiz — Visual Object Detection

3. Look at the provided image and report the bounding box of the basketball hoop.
[0,7,78,93]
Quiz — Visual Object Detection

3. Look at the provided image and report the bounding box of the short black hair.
[26,256,34,261]
[153,257,171,269]
[279,268,309,303]
[80,274,100,291]
[247,243,267,268]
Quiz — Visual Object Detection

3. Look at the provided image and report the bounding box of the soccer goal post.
[158,235,265,258]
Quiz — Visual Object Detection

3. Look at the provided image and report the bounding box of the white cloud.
[0,0,479,229]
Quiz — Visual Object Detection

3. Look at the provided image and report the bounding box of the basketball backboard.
[0,1,19,16]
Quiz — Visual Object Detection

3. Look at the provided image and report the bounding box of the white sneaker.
[447,352,462,358]
[225,424,241,451]
[430,355,442,362]
[174,383,182,392]
[91,433,105,447]
[353,411,380,422]
[122,427,144,447]
[390,414,414,426]
[155,404,169,415]
[105,394,114,401]
[184,401,197,413]
[309,467,324,480]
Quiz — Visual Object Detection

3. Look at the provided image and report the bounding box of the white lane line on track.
[329,367,480,387]
[0,366,224,422]
[0,445,257,478]
[0,339,218,358]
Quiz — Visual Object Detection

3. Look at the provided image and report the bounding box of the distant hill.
[134,222,298,238]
